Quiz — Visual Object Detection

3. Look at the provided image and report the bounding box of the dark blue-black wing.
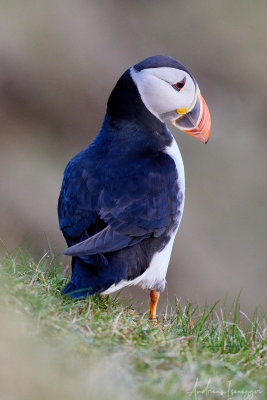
[60,150,179,257]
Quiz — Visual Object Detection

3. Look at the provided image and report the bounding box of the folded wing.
[63,226,131,256]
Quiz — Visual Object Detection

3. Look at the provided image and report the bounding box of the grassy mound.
[0,248,266,399]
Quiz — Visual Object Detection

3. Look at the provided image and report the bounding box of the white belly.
[102,234,176,294]
[102,136,184,295]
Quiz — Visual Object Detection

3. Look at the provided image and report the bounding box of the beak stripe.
[173,93,211,144]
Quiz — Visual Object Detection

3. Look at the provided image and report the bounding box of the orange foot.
[149,290,160,323]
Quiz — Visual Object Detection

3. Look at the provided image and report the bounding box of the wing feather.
[63,226,131,256]
[59,146,180,257]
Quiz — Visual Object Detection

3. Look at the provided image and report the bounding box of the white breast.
[165,135,185,195]
[102,136,185,295]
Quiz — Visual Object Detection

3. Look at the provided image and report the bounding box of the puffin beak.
[172,93,211,143]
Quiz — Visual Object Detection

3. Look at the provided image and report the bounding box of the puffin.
[58,55,211,320]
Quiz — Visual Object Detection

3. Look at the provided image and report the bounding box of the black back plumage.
[58,57,184,297]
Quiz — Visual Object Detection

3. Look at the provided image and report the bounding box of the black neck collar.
[107,69,165,133]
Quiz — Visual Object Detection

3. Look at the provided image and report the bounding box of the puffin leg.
[149,290,160,322]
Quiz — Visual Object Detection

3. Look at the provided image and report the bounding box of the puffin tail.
[62,281,93,299]
[62,257,97,298]
[61,281,88,299]
[62,253,125,298]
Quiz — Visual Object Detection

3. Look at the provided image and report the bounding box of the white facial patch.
[130,67,196,122]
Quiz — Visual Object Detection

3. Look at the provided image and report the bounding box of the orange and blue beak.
[173,92,211,143]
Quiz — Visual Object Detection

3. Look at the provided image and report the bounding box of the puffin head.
[130,55,211,143]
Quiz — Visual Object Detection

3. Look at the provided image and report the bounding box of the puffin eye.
[172,77,186,92]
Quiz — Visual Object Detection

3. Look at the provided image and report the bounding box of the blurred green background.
[0,0,266,312]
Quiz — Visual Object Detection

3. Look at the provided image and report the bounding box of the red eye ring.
[172,77,186,92]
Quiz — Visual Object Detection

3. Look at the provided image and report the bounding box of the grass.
[0,247,266,400]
